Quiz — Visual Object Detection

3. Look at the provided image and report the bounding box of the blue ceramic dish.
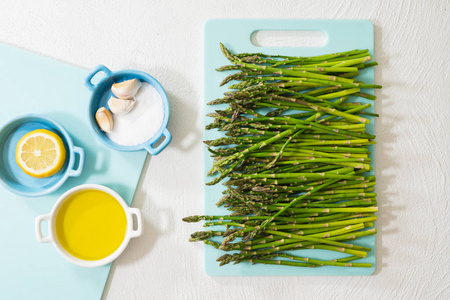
[0,114,85,197]
[85,65,172,155]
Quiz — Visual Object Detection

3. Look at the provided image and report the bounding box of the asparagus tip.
[182,215,202,223]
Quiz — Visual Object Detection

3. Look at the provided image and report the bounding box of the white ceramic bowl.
[35,184,142,267]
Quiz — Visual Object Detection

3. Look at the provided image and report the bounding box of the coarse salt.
[107,82,164,146]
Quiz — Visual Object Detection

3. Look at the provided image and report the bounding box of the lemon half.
[16,129,66,178]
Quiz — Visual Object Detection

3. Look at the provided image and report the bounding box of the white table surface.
[1,1,449,299]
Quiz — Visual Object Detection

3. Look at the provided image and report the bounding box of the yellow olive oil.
[55,190,127,261]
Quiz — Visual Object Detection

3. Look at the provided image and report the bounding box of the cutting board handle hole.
[250,30,327,48]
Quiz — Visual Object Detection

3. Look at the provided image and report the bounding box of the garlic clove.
[108,96,136,115]
[95,107,114,132]
[111,79,142,100]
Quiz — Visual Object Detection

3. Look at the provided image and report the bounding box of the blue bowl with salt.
[85,65,171,155]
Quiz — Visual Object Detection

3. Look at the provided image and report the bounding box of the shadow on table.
[372,22,405,275]
[164,90,202,153]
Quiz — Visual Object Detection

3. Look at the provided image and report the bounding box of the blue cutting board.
[0,43,147,299]
[204,19,376,276]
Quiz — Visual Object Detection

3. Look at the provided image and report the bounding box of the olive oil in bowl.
[55,189,127,261]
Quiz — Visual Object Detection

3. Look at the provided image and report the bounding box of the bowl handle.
[144,128,172,156]
[35,214,53,243]
[85,65,112,91]
[67,146,85,177]
[128,208,143,238]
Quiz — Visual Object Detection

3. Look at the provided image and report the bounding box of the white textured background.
[1,1,449,299]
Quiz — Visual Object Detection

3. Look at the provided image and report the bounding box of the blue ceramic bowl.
[0,114,85,197]
[85,65,172,155]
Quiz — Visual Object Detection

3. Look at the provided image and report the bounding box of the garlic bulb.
[108,96,135,115]
[111,79,142,99]
[95,107,114,132]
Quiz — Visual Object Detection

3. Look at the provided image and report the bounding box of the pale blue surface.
[204,19,376,276]
[0,43,147,299]
[85,65,172,155]
[0,114,84,197]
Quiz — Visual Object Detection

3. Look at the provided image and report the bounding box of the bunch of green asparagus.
[183,43,380,268]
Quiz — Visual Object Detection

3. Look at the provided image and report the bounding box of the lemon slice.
[16,129,66,178]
